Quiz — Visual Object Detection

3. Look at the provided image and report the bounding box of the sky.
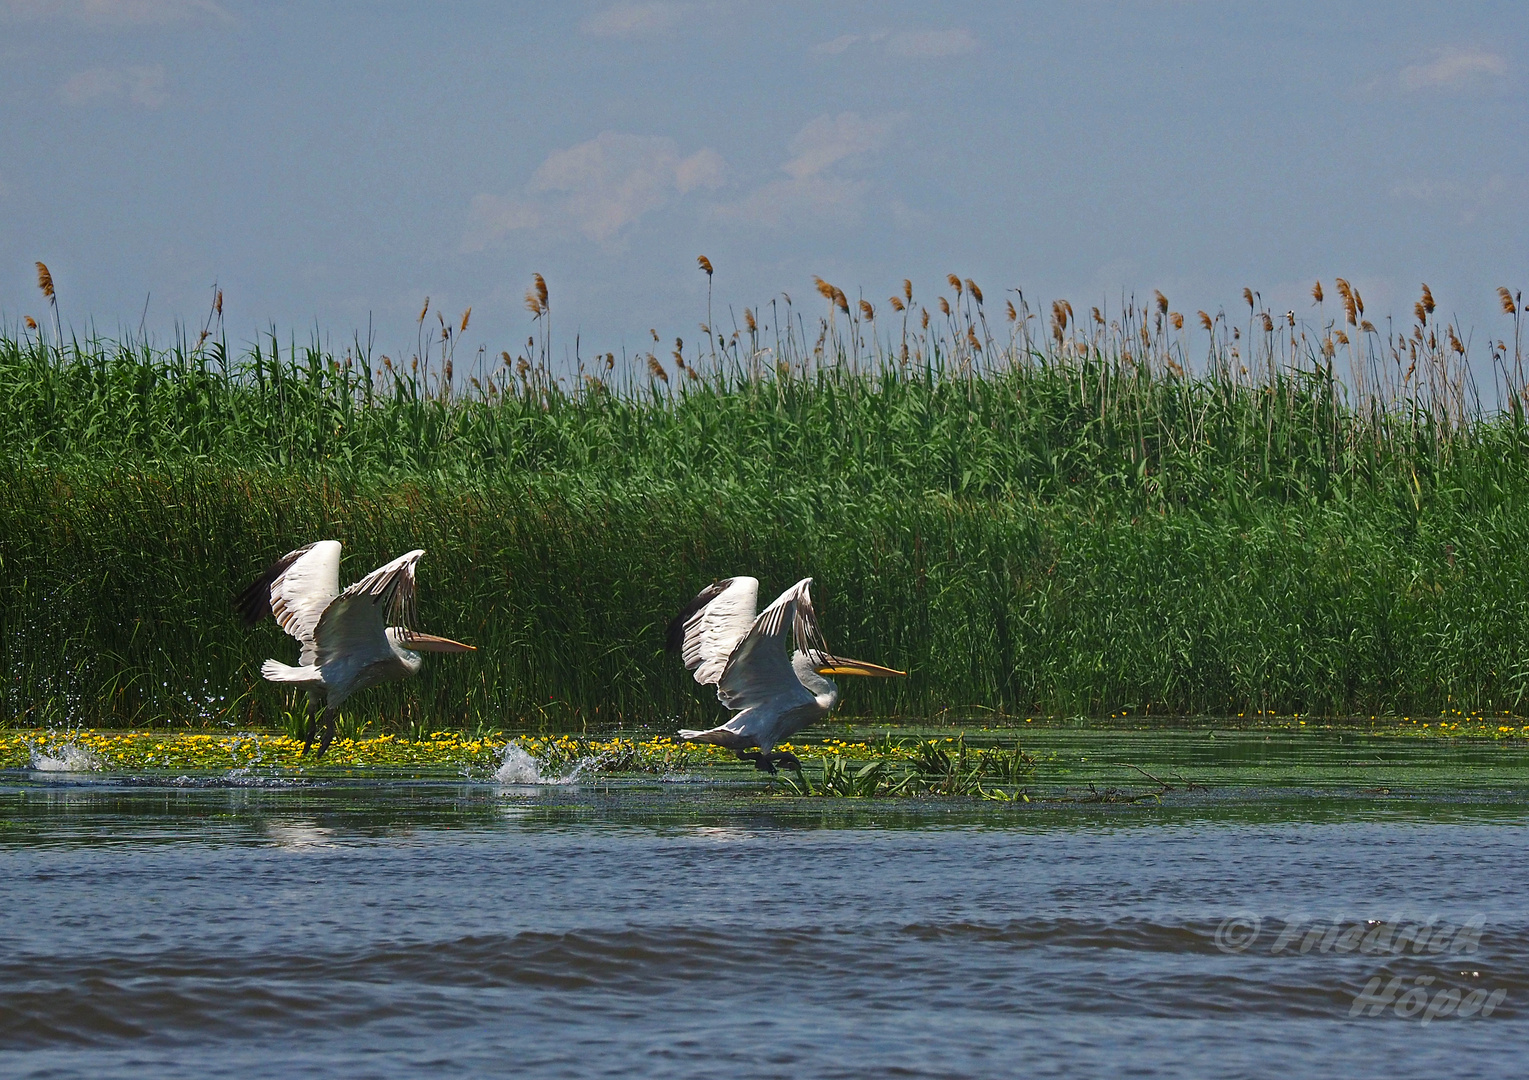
[1,1,1525,369]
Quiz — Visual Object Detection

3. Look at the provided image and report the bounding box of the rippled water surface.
[4,729,1529,1078]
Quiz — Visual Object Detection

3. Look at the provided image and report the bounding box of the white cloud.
[1398,46,1506,90]
[715,111,901,228]
[60,64,167,106]
[579,2,685,38]
[1,0,228,27]
[464,131,725,249]
[811,27,975,60]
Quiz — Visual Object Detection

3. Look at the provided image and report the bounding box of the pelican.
[667,576,903,772]
[237,541,474,757]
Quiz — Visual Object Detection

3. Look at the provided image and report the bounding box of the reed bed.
[3,273,1528,729]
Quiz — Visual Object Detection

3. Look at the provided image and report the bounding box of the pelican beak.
[402,632,476,653]
[815,657,905,678]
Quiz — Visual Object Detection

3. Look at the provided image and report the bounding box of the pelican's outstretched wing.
[715,578,816,712]
[237,540,343,666]
[312,549,424,669]
[667,576,759,686]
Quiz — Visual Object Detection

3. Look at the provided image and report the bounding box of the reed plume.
[36,262,55,299]
[697,255,713,276]
[460,307,471,333]
[1422,284,1435,315]
[418,297,430,323]
[1198,311,1213,332]
[859,300,875,321]
[1500,287,1516,315]
[1311,281,1323,304]
[966,280,983,305]
[947,274,962,296]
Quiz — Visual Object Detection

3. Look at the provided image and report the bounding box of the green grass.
[3,280,1527,729]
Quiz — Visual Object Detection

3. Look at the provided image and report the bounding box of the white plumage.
[669,576,903,772]
[239,542,473,757]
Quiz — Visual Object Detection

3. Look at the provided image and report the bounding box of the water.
[3,730,1529,1078]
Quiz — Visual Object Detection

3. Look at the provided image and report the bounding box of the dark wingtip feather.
[235,545,310,627]
[665,578,730,652]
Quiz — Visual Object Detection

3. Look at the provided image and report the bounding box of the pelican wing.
[668,576,759,687]
[312,549,424,669]
[715,578,815,712]
[237,540,343,666]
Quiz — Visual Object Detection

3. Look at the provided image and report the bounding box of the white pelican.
[667,576,903,772]
[237,541,474,757]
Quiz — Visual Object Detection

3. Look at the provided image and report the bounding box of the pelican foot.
[771,751,802,773]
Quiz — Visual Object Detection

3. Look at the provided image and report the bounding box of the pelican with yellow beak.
[668,577,903,772]
[238,542,474,758]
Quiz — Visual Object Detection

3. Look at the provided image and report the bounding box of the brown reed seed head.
[500,351,512,363]
[650,328,659,342]
[1335,329,1349,346]
[1242,287,1254,311]
[833,288,850,315]
[967,325,982,350]
[1421,283,1435,314]
[524,290,542,316]
[745,308,757,332]
[1198,311,1212,332]
[1450,327,1464,354]
[859,299,875,321]
[697,255,713,276]
[947,274,962,296]
[534,274,548,306]
[1500,287,1516,315]
[813,276,835,301]
[938,297,951,317]
[889,296,905,313]
[1415,302,1427,325]
[903,279,913,302]
[966,280,983,305]
[605,352,616,369]
[1311,281,1323,304]
[36,262,54,299]
[419,297,430,322]
[648,356,667,381]
[1005,300,1017,322]
[460,307,471,332]
[214,289,223,317]
[1361,320,1376,334]
[1259,312,1274,333]
[920,307,929,329]
[24,316,37,330]
[1354,290,1364,317]
[1171,312,1184,330]
[1154,290,1168,315]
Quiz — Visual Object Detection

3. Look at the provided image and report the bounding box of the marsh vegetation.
[3,267,1528,730]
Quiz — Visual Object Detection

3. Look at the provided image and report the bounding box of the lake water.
[3,726,1528,1078]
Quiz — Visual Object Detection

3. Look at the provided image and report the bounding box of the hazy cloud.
[579,2,685,38]
[1399,46,1506,90]
[1,0,228,28]
[812,27,976,60]
[886,28,978,58]
[465,131,725,249]
[60,64,167,106]
[716,111,901,228]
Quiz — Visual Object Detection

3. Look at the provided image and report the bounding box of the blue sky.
[2,1,1525,367]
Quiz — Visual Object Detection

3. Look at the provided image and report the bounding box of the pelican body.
[667,577,903,772]
[237,541,473,757]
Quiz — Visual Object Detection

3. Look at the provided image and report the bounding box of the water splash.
[28,740,105,773]
[493,741,584,785]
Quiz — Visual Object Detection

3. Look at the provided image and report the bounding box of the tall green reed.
[3,274,1528,728]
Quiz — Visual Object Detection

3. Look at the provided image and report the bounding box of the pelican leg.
[299,699,320,756]
[315,707,337,760]
[769,751,802,773]
[737,750,777,774]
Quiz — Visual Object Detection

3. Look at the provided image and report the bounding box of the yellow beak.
[815,657,905,678]
[401,632,476,653]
